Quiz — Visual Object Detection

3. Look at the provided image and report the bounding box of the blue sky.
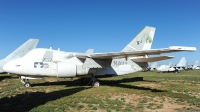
[0,0,199,65]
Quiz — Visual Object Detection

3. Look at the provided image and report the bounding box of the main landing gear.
[90,77,100,87]
[21,78,31,87]
[81,77,100,87]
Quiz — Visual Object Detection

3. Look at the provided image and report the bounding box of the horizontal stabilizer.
[131,56,174,62]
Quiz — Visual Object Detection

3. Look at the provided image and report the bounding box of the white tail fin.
[177,57,186,67]
[169,62,172,67]
[194,60,198,66]
[122,26,156,52]
[85,49,94,54]
[193,60,198,69]
[4,39,39,61]
[151,62,157,68]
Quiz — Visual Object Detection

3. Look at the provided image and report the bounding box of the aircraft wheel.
[92,80,100,87]
[24,82,31,87]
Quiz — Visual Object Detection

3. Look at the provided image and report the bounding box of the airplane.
[157,62,177,73]
[146,62,158,71]
[188,60,200,70]
[157,57,187,73]
[0,39,39,73]
[192,60,199,70]
[2,26,196,87]
[172,57,187,71]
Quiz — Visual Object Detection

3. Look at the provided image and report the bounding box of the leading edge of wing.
[74,46,196,59]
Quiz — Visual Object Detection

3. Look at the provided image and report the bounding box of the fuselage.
[157,65,175,72]
[3,48,148,78]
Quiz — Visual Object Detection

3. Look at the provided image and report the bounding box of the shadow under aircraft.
[32,76,166,93]
[0,76,167,112]
[0,87,86,112]
[0,74,18,82]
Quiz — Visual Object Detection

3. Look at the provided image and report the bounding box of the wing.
[74,46,196,59]
[131,56,174,62]
[4,38,39,60]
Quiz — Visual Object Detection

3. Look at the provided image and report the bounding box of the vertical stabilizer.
[169,62,172,67]
[193,60,198,69]
[122,26,156,52]
[4,39,39,61]
[177,57,186,67]
[85,49,94,54]
[151,62,157,68]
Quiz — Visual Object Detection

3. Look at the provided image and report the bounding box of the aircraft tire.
[92,80,100,87]
[24,82,31,87]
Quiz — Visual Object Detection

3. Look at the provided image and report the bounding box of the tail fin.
[177,57,186,67]
[85,49,94,54]
[151,62,157,68]
[169,62,172,67]
[195,60,198,66]
[193,60,198,68]
[122,26,156,52]
[4,38,39,60]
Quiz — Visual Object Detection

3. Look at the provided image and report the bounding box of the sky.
[0,0,199,65]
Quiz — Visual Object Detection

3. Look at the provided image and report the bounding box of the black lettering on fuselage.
[113,61,127,66]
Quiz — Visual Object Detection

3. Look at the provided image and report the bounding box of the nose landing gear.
[21,78,31,87]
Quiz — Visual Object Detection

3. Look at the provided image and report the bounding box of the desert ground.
[0,70,200,112]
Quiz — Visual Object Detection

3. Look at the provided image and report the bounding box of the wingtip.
[169,46,197,51]
[145,26,156,29]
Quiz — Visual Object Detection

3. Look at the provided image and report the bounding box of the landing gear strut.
[21,78,31,87]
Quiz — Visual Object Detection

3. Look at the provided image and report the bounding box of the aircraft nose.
[3,60,21,73]
[3,62,13,73]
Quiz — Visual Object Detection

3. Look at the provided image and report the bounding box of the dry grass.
[0,70,200,112]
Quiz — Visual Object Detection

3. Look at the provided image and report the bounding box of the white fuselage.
[3,48,147,78]
[157,65,175,72]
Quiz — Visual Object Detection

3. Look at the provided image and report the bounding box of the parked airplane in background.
[157,62,177,73]
[3,26,196,87]
[0,39,39,73]
[192,60,199,70]
[173,57,187,71]
[157,57,187,73]
[146,62,158,71]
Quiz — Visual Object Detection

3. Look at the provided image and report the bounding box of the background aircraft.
[0,39,39,73]
[187,60,199,70]
[3,26,196,87]
[172,57,187,71]
[146,62,158,71]
[157,57,187,73]
[157,62,177,73]
[192,60,199,70]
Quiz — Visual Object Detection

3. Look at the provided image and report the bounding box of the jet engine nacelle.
[57,62,76,78]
